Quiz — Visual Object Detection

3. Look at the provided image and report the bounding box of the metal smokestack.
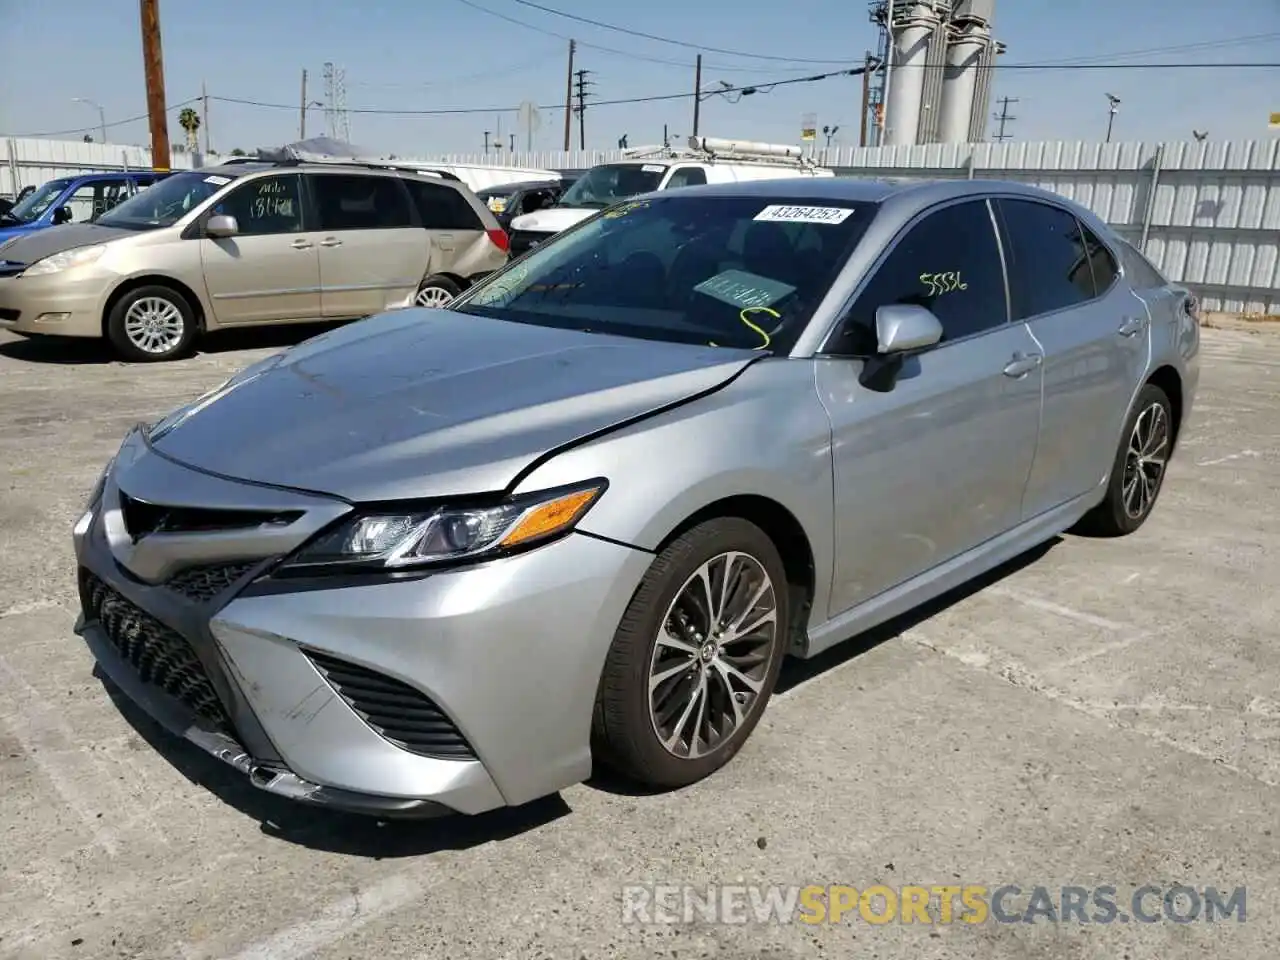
[883,2,947,147]
[938,0,997,144]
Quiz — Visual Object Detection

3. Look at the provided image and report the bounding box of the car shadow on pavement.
[0,322,349,365]
[588,536,1063,798]
[94,667,571,856]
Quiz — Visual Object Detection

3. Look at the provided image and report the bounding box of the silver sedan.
[73,176,1199,817]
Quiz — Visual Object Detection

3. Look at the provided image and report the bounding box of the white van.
[397,161,562,194]
[507,136,834,255]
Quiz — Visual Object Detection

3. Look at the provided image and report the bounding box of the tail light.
[487,228,509,253]
[1182,294,1202,325]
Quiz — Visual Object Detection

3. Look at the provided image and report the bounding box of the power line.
[8,98,200,139]
[1032,31,1280,67]
[505,0,853,64]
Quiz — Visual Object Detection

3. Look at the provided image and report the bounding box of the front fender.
[511,360,837,629]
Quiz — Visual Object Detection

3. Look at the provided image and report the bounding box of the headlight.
[278,480,607,573]
[23,244,109,277]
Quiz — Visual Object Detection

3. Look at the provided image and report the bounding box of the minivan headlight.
[278,481,607,573]
[24,244,109,276]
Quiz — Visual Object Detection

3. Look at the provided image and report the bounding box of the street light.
[72,97,107,144]
[1104,93,1121,144]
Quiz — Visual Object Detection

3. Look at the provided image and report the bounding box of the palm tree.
[178,107,201,152]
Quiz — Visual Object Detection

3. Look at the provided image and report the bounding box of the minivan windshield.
[96,170,242,230]
[453,194,877,355]
[1,179,72,225]
[556,164,666,209]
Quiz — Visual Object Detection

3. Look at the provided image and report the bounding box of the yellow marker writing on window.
[919,271,968,297]
[739,306,780,350]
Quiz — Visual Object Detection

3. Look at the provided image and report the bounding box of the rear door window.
[310,174,413,231]
[995,199,1096,320]
[404,179,483,231]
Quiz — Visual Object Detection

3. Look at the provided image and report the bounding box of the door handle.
[320,237,342,248]
[291,239,314,249]
[1003,352,1043,378]
[1117,315,1147,337]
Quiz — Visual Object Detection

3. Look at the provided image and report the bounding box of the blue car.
[0,171,169,244]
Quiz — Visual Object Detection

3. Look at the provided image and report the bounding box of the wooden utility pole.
[860,52,872,147]
[692,54,703,137]
[299,69,309,139]
[201,80,210,154]
[563,39,575,151]
[139,0,171,171]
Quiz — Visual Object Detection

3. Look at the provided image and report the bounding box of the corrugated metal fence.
[6,136,1277,313]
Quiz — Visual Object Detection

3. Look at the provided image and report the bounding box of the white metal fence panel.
[3,138,197,200]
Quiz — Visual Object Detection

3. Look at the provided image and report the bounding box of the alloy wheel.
[414,285,455,308]
[647,551,778,760]
[1122,402,1169,519]
[123,297,185,354]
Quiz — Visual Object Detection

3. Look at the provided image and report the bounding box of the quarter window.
[212,174,304,235]
[310,174,413,231]
[1116,239,1167,290]
[831,199,1008,355]
[996,199,1097,320]
[404,179,483,230]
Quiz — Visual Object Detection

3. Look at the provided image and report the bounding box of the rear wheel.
[1076,382,1173,537]
[106,285,197,362]
[414,275,461,309]
[592,517,789,788]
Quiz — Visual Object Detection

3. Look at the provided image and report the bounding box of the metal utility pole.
[300,69,308,138]
[692,54,703,137]
[483,131,491,154]
[139,0,171,171]
[1105,93,1121,143]
[509,133,516,152]
[573,69,594,150]
[201,80,211,153]
[860,51,873,146]
[992,96,1018,141]
[563,39,576,151]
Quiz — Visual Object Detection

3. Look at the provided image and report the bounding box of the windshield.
[2,179,72,225]
[556,164,666,209]
[453,195,877,355]
[95,170,240,230]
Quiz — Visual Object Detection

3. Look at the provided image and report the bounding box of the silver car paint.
[73,176,1198,815]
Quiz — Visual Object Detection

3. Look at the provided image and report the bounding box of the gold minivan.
[0,161,511,361]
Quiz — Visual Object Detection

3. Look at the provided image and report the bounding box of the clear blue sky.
[0,0,1276,156]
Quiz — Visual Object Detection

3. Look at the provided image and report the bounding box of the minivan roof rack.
[269,157,463,181]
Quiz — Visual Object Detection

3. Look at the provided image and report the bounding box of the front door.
[993,199,1149,516]
[817,198,1043,617]
[199,173,323,325]
[307,172,426,318]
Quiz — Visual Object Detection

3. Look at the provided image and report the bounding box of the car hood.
[510,206,596,234]
[0,223,133,265]
[148,308,757,502]
[0,223,41,247]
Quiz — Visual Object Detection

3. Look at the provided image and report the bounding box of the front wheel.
[105,285,197,362]
[592,517,790,788]
[1075,382,1174,537]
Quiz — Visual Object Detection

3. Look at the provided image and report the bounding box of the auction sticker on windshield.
[694,269,796,310]
[753,204,854,225]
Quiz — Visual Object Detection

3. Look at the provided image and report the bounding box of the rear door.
[994,198,1149,516]
[817,197,1044,616]
[199,172,323,325]
[307,172,426,318]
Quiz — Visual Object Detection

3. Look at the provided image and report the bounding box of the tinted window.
[1117,239,1167,289]
[311,174,412,231]
[996,199,1095,320]
[404,179,482,230]
[831,199,1008,355]
[666,167,708,188]
[97,170,241,230]
[212,174,304,236]
[1080,223,1120,292]
[454,195,875,355]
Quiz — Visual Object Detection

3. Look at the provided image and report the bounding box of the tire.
[413,275,462,309]
[592,517,790,788]
[1075,382,1174,537]
[105,285,197,362]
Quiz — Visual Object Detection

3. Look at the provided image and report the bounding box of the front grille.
[81,571,230,729]
[165,562,257,603]
[508,229,551,257]
[118,491,301,540]
[305,650,476,760]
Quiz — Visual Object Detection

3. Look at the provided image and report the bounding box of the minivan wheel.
[592,517,789,788]
[106,285,197,362]
[1075,382,1173,537]
[414,275,461,308]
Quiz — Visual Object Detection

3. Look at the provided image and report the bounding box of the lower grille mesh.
[165,562,256,603]
[304,650,476,760]
[82,572,229,729]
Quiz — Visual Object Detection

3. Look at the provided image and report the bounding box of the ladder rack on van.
[620,135,826,171]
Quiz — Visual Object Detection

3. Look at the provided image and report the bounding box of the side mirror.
[875,303,944,354]
[51,206,73,226]
[205,214,239,238]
